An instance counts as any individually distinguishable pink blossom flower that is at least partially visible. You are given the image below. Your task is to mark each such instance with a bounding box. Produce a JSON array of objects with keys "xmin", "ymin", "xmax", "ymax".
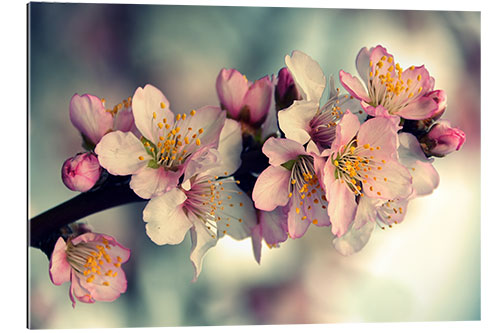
[
  {"xmin": 95, "ymin": 84, "xmax": 226, "ymax": 199},
  {"xmin": 70, "ymin": 94, "xmax": 135, "ymax": 147},
  {"xmin": 339, "ymin": 45, "xmax": 439, "ymax": 120},
  {"xmin": 252, "ymin": 137, "xmax": 330, "ymax": 239},
  {"xmin": 141, "ymin": 119, "xmax": 257, "ymax": 280},
  {"xmin": 332, "ymin": 132, "xmax": 439, "ymax": 255},
  {"xmin": 251, "ymin": 207, "xmax": 289, "ymax": 264},
  {"xmin": 61, "ymin": 152, "xmax": 102, "ymax": 192},
  {"xmin": 323, "ymin": 111, "xmax": 412, "ymax": 237},
  {"xmin": 216, "ymin": 68, "xmax": 274, "ymax": 131},
  {"xmin": 49, "ymin": 233, "xmax": 130, "ymax": 307},
  {"xmin": 423, "ymin": 120, "xmax": 466, "ymax": 157},
  {"xmin": 278, "ymin": 51, "xmax": 362, "ymax": 152}
]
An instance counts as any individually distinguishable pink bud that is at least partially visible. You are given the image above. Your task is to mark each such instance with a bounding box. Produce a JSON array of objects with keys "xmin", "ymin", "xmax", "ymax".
[
  {"xmin": 61, "ymin": 152, "xmax": 102, "ymax": 192},
  {"xmin": 275, "ymin": 67, "xmax": 300, "ymax": 110},
  {"xmin": 425, "ymin": 90, "xmax": 447, "ymax": 120},
  {"xmin": 216, "ymin": 68, "xmax": 273, "ymax": 128},
  {"xmin": 426, "ymin": 121, "xmax": 466, "ymax": 156}
]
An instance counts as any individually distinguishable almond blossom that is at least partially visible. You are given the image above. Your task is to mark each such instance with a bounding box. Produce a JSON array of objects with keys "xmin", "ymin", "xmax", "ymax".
[
  {"xmin": 332, "ymin": 132, "xmax": 439, "ymax": 255},
  {"xmin": 252, "ymin": 137, "xmax": 330, "ymax": 239},
  {"xmin": 339, "ymin": 45, "xmax": 440, "ymax": 120},
  {"xmin": 142, "ymin": 119, "xmax": 257, "ymax": 280},
  {"xmin": 422, "ymin": 120, "xmax": 466, "ymax": 157},
  {"xmin": 278, "ymin": 50, "xmax": 362, "ymax": 152},
  {"xmin": 251, "ymin": 207, "xmax": 289, "ymax": 264},
  {"xmin": 323, "ymin": 111, "xmax": 412, "ymax": 237},
  {"xmin": 95, "ymin": 84, "xmax": 226, "ymax": 199},
  {"xmin": 49, "ymin": 232, "xmax": 130, "ymax": 307}
]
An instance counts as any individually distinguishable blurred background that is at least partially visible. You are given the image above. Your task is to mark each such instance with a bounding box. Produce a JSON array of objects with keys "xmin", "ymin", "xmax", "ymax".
[{"xmin": 28, "ymin": 3, "xmax": 480, "ymax": 328}]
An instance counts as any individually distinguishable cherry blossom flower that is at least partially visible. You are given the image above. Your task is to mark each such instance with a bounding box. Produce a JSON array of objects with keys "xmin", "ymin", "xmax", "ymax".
[
  {"xmin": 322, "ymin": 111, "xmax": 412, "ymax": 237},
  {"xmin": 70, "ymin": 93, "xmax": 135, "ymax": 148},
  {"xmin": 61, "ymin": 152, "xmax": 102, "ymax": 192},
  {"xmin": 251, "ymin": 207, "xmax": 289, "ymax": 264},
  {"xmin": 339, "ymin": 45, "xmax": 440, "ymax": 120},
  {"xmin": 95, "ymin": 84, "xmax": 226, "ymax": 199},
  {"xmin": 49, "ymin": 233, "xmax": 130, "ymax": 307},
  {"xmin": 252, "ymin": 137, "xmax": 330, "ymax": 239},
  {"xmin": 332, "ymin": 132, "xmax": 439, "ymax": 255},
  {"xmin": 278, "ymin": 50, "xmax": 362, "ymax": 152},
  {"xmin": 142, "ymin": 119, "xmax": 257, "ymax": 280},
  {"xmin": 422, "ymin": 120, "xmax": 466, "ymax": 157},
  {"xmin": 216, "ymin": 68, "xmax": 274, "ymax": 134}
]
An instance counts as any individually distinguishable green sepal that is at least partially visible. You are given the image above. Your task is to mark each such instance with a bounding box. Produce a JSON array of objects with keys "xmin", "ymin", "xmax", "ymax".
[
  {"xmin": 281, "ymin": 159, "xmax": 296, "ymax": 171},
  {"xmin": 147, "ymin": 159, "xmax": 160, "ymax": 169}
]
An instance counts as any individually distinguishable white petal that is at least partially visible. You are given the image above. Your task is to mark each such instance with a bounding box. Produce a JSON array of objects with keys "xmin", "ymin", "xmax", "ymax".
[
  {"xmin": 285, "ymin": 50, "xmax": 326, "ymax": 102},
  {"xmin": 216, "ymin": 181, "xmax": 257, "ymax": 240},
  {"xmin": 252, "ymin": 166, "xmax": 291, "ymax": 211},
  {"xmin": 132, "ymin": 84, "xmax": 173, "ymax": 142},
  {"xmin": 278, "ymin": 100, "xmax": 318, "ymax": 145},
  {"xmin": 95, "ymin": 131, "xmax": 149, "ymax": 176},
  {"xmin": 143, "ymin": 188, "xmax": 191, "ymax": 245},
  {"xmin": 210, "ymin": 118, "xmax": 243, "ymax": 176},
  {"xmin": 190, "ymin": 221, "xmax": 218, "ymax": 282},
  {"xmin": 130, "ymin": 166, "xmax": 181, "ymax": 199},
  {"xmin": 333, "ymin": 218, "xmax": 375, "ymax": 256}
]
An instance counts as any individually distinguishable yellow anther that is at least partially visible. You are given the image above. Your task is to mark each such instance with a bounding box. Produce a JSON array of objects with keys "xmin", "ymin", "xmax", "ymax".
[
  {"xmin": 363, "ymin": 144, "xmax": 370, "ymax": 149},
  {"xmin": 410, "ymin": 65, "xmax": 415, "ymax": 70},
  {"xmin": 312, "ymin": 219, "xmax": 318, "ymax": 225},
  {"xmin": 288, "ymin": 192, "xmax": 293, "ymax": 198},
  {"xmin": 196, "ymin": 138, "xmax": 201, "ymax": 146},
  {"xmin": 176, "ymin": 114, "xmax": 181, "ymax": 121},
  {"xmin": 103, "ymin": 281, "xmax": 110, "ymax": 286},
  {"xmin": 182, "ymin": 113, "xmax": 187, "ymax": 120},
  {"xmin": 301, "ymin": 216, "xmax": 307, "ymax": 221},
  {"xmin": 160, "ymin": 102, "xmax": 166, "ymax": 109},
  {"xmin": 388, "ymin": 57, "xmax": 393, "ymax": 63},
  {"xmin": 291, "ymin": 179, "xmax": 296, "ymax": 184},
  {"xmin": 138, "ymin": 156, "xmax": 144, "ymax": 161},
  {"xmin": 381, "ymin": 55, "xmax": 387, "ymax": 61},
  {"xmin": 158, "ymin": 122, "xmax": 163, "ymax": 129},
  {"xmin": 153, "ymin": 112, "xmax": 157, "ymax": 119},
  {"xmin": 295, "ymin": 207, "xmax": 300, "ymax": 214},
  {"xmin": 190, "ymin": 109, "xmax": 196, "ymax": 116},
  {"xmin": 184, "ymin": 137, "xmax": 190, "ymax": 144},
  {"xmin": 417, "ymin": 74, "xmax": 422, "ymax": 81}
]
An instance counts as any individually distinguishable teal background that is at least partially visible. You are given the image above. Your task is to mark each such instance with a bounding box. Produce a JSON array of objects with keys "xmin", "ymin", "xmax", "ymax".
[{"xmin": 28, "ymin": 3, "xmax": 480, "ymax": 328}]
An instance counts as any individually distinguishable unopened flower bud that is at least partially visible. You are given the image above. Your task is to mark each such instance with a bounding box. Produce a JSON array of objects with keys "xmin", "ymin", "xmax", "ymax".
[
  {"xmin": 61, "ymin": 152, "xmax": 102, "ymax": 192},
  {"xmin": 275, "ymin": 67, "xmax": 301, "ymax": 111},
  {"xmin": 421, "ymin": 121, "xmax": 466, "ymax": 157}
]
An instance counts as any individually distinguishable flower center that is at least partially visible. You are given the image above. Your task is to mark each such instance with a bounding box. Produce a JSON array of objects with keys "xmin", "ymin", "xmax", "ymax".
[
  {"xmin": 288, "ymin": 155, "xmax": 328, "ymax": 224},
  {"xmin": 333, "ymin": 139, "xmax": 387, "ymax": 197},
  {"xmin": 138, "ymin": 107, "xmax": 204, "ymax": 169},
  {"xmin": 183, "ymin": 174, "xmax": 246, "ymax": 238},
  {"xmin": 65, "ymin": 237, "xmax": 122, "ymax": 287},
  {"xmin": 368, "ymin": 56, "xmax": 422, "ymax": 113}
]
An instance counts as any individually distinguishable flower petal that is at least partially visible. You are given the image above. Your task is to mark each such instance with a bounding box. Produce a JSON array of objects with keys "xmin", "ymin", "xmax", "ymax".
[
  {"xmin": 355, "ymin": 47, "xmax": 372, "ymax": 85},
  {"xmin": 131, "ymin": 84, "xmax": 173, "ymax": 142},
  {"xmin": 397, "ymin": 96, "xmax": 438, "ymax": 120},
  {"xmin": 333, "ymin": 217, "xmax": 375, "ymax": 256},
  {"xmin": 130, "ymin": 166, "xmax": 181, "ymax": 199},
  {"xmin": 325, "ymin": 178, "xmax": 357, "ymax": 237},
  {"xmin": 190, "ymin": 222, "xmax": 218, "ymax": 282},
  {"xmin": 278, "ymin": 100, "xmax": 318, "ymax": 145},
  {"xmin": 357, "ymin": 116, "xmax": 399, "ymax": 158},
  {"xmin": 216, "ymin": 68, "xmax": 248, "ymax": 117},
  {"xmin": 49, "ymin": 237, "xmax": 71, "ymax": 286},
  {"xmin": 95, "ymin": 131, "xmax": 150, "ymax": 176},
  {"xmin": 243, "ymin": 76, "xmax": 273, "ymax": 125},
  {"xmin": 251, "ymin": 224, "xmax": 263, "ymax": 264},
  {"xmin": 259, "ymin": 206, "xmax": 289, "ymax": 245},
  {"xmin": 206, "ymin": 118, "xmax": 242, "ymax": 176},
  {"xmin": 216, "ymin": 181, "xmax": 257, "ymax": 240},
  {"xmin": 143, "ymin": 188, "xmax": 192, "ymax": 245},
  {"xmin": 287, "ymin": 196, "xmax": 310, "ymax": 239},
  {"xmin": 331, "ymin": 110, "xmax": 360, "ymax": 152},
  {"xmin": 262, "ymin": 137, "xmax": 306, "ymax": 166},
  {"xmin": 285, "ymin": 50, "xmax": 326, "ymax": 102},
  {"xmin": 252, "ymin": 165, "xmax": 291, "ymax": 211},
  {"xmin": 339, "ymin": 70, "xmax": 370, "ymax": 102},
  {"xmin": 69, "ymin": 94, "xmax": 114, "ymax": 145}
]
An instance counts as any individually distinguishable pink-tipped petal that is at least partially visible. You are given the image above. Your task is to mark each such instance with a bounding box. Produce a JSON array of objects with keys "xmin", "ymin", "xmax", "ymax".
[
  {"xmin": 326, "ymin": 179, "xmax": 357, "ymax": 237},
  {"xmin": 243, "ymin": 76, "xmax": 273, "ymax": 125},
  {"xmin": 339, "ymin": 70, "xmax": 370, "ymax": 102},
  {"xmin": 49, "ymin": 237, "xmax": 71, "ymax": 286},
  {"xmin": 69, "ymin": 94, "xmax": 114, "ymax": 145},
  {"xmin": 262, "ymin": 137, "xmax": 306, "ymax": 166},
  {"xmin": 397, "ymin": 96, "xmax": 438, "ymax": 120},
  {"xmin": 331, "ymin": 110, "xmax": 360, "ymax": 152},
  {"xmin": 252, "ymin": 165, "xmax": 291, "ymax": 211},
  {"xmin": 216, "ymin": 68, "xmax": 248, "ymax": 118}
]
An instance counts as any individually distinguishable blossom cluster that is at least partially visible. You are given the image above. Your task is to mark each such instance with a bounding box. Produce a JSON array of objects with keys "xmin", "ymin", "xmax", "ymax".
[{"xmin": 53, "ymin": 45, "xmax": 465, "ymax": 306}]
